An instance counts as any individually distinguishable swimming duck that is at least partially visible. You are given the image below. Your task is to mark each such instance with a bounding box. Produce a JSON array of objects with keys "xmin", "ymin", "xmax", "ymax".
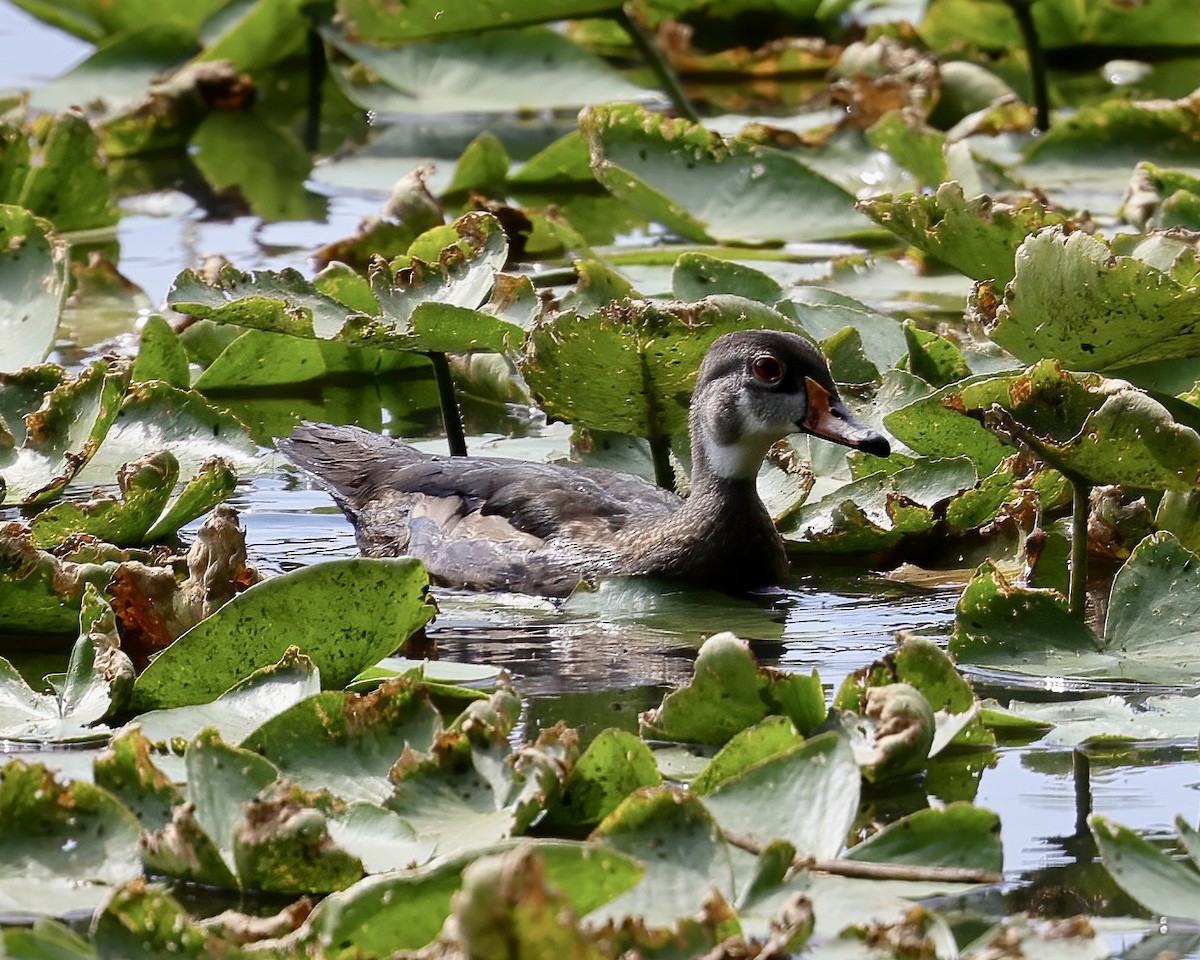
[{"xmin": 279, "ymin": 330, "xmax": 889, "ymax": 596}]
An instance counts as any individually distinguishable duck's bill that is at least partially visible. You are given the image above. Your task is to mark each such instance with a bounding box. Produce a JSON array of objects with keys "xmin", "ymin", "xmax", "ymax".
[{"xmin": 800, "ymin": 377, "xmax": 891, "ymax": 458}]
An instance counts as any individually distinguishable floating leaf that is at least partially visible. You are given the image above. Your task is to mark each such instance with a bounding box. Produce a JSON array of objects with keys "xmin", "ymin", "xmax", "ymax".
[
  {"xmin": 847, "ymin": 804, "xmax": 1001, "ymax": 872},
  {"xmin": 0, "ymin": 761, "xmax": 141, "ymax": 916},
  {"xmin": 325, "ymin": 24, "xmax": 651, "ymax": 114},
  {"xmin": 524, "ymin": 295, "xmax": 794, "ymax": 439},
  {"xmin": 131, "ymin": 558, "xmax": 436, "ymax": 710},
  {"xmin": 131, "ymin": 315, "xmax": 190, "ymax": 388},
  {"xmin": 859, "ymin": 182, "xmax": 1074, "ymax": 285},
  {"xmin": 640, "ymin": 632, "xmax": 825, "ymax": 744},
  {"xmin": 0, "ymin": 205, "xmax": 68, "ymax": 374},
  {"xmin": 0, "ymin": 358, "xmax": 131, "ymax": 504},
  {"xmin": 974, "ymin": 228, "xmax": 1200, "ymax": 370},
  {"xmin": 582, "ymin": 102, "xmax": 867, "ymax": 244},
  {"xmin": 16, "ymin": 109, "xmax": 117, "ymax": 233},
  {"xmin": 1091, "ymin": 814, "xmax": 1200, "ymax": 921},
  {"xmin": 242, "ymin": 678, "xmax": 443, "ymax": 804},
  {"xmin": 333, "ymin": 0, "xmax": 619, "ymax": 43},
  {"xmin": 542, "ymin": 728, "xmax": 662, "ymax": 831}
]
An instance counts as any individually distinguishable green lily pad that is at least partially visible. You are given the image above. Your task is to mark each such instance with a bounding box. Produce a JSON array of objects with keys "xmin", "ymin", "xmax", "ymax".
[
  {"xmin": 132, "ymin": 648, "xmax": 322, "ymax": 749},
  {"xmin": 1091, "ymin": 814, "xmax": 1200, "ymax": 921},
  {"xmin": 0, "ymin": 760, "xmax": 141, "ymax": 917},
  {"xmin": 168, "ymin": 212, "xmax": 525, "ymax": 356},
  {"xmin": 1004, "ymin": 693, "xmax": 1200, "ymax": 746},
  {"xmin": 640, "ymin": 632, "xmax": 825, "ymax": 744},
  {"xmin": 953, "ymin": 534, "xmax": 1200, "ymax": 683},
  {"xmin": 974, "ymin": 228, "xmax": 1200, "ymax": 371},
  {"xmin": 333, "ymin": 0, "xmax": 618, "ymax": 43},
  {"xmin": 0, "ymin": 585, "xmax": 132, "ymax": 743},
  {"xmin": 846, "ymin": 804, "xmax": 1001, "ymax": 872},
  {"xmin": 91, "ymin": 882, "xmax": 216, "ymax": 960},
  {"xmin": 902, "ymin": 321, "xmax": 971, "ymax": 387},
  {"xmin": 94, "ymin": 727, "xmax": 184, "ymax": 834},
  {"xmin": 131, "ymin": 315, "xmax": 190, "ymax": 388},
  {"xmin": 0, "ymin": 205, "xmax": 67, "ymax": 374},
  {"xmin": 690, "ymin": 716, "xmax": 805, "ymax": 795},
  {"xmin": 523, "ymin": 295, "xmax": 794, "ymax": 439},
  {"xmin": 542, "ymin": 728, "xmax": 662, "ymax": 831},
  {"xmin": 0, "ymin": 358, "xmax": 131, "ymax": 504},
  {"xmin": 700, "ymin": 732, "xmax": 860, "ymax": 860},
  {"xmin": 859, "ymin": 182, "xmax": 1074, "ymax": 285},
  {"xmin": 15, "ymin": 110, "xmax": 117, "ymax": 233},
  {"xmin": 590, "ymin": 785, "xmax": 735, "ymax": 929},
  {"xmin": 783, "ymin": 457, "xmax": 979, "ymax": 552},
  {"xmin": 581, "ymin": 102, "xmax": 867, "ymax": 245},
  {"xmin": 242, "ymin": 678, "xmax": 444, "ymax": 804},
  {"xmin": 130, "ymin": 557, "xmax": 436, "ymax": 711}
]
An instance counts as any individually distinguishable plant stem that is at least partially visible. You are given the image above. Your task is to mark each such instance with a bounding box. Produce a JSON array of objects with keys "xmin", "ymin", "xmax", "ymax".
[
  {"xmin": 615, "ymin": 5, "xmax": 701, "ymax": 123},
  {"xmin": 428, "ymin": 352, "xmax": 468, "ymax": 457},
  {"xmin": 304, "ymin": 26, "xmax": 326, "ymax": 152},
  {"xmin": 725, "ymin": 831, "xmax": 1002, "ymax": 884},
  {"xmin": 1068, "ymin": 473, "xmax": 1090, "ymax": 617},
  {"xmin": 1072, "ymin": 747, "xmax": 1092, "ymax": 835},
  {"xmin": 1005, "ymin": 0, "xmax": 1051, "ymax": 131}
]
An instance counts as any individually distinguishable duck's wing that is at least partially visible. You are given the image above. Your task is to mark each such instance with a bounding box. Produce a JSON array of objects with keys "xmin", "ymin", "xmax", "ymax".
[{"xmin": 278, "ymin": 423, "xmax": 681, "ymax": 541}]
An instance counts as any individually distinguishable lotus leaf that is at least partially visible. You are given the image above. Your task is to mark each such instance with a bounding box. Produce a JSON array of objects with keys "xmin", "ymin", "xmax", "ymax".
[
  {"xmin": 581, "ymin": 102, "xmax": 867, "ymax": 244},
  {"xmin": 524, "ymin": 295, "xmax": 795, "ymax": 440},
  {"xmin": 325, "ymin": 25, "xmax": 652, "ymax": 115},
  {"xmin": 1091, "ymin": 814, "xmax": 1200, "ymax": 921}
]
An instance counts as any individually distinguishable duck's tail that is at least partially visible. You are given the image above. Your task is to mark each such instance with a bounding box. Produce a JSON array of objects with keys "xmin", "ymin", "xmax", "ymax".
[{"xmin": 277, "ymin": 423, "xmax": 419, "ymax": 512}]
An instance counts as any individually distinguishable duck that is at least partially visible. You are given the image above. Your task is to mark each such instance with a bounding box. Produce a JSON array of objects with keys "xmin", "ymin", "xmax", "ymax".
[{"xmin": 279, "ymin": 329, "xmax": 890, "ymax": 596}]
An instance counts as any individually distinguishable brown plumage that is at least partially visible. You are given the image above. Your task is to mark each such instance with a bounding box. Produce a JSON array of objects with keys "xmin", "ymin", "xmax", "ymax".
[{"xmin": 278, "ymin": 330, "xmax": 889, "ymax": 596}]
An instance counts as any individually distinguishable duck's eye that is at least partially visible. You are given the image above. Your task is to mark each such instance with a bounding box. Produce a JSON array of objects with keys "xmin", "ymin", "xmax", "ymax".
[{"xmin": 751, "ymin": 354, "xmax": 786, "ymax": 384}]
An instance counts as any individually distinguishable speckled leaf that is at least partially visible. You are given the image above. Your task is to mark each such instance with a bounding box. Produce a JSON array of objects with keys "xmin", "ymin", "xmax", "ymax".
[
  {"xmin": 0, "ymin": 205, "xmax": 67, "ymax": 374},
  {"xmin": 524, "ymin": 295, "xmax": 795, "ymax": 438},
  {"xmin": 92, "ymin": 881, "xmax": 216, "ymax": 960},
  {"xmin": 902, "ymin": 321, "xmax": 970, "ymax": 388},
  {"xmin": 73, "ymin": 381, "xmax": 259, "ymax": 483},
  {"xmin": 589, "ymin": 785, "xmax": 734, "ymax": 928},
  {"xmin": 93, "ymin": 728, "xmax": 183, "ymax": 834},
  {"xmin": 975, "ymin": 228, "xmax": 1200, "ymax": 370},
  {"xmin": 691, "ymin": 716, "xmax": 805, "ymax": 796},
  {"xmin": 142, "ymin": 456, "xmax": 237, "ymax": 542},
  {"xmin": 242, "ymin": 678, "xmax": 443, "ymax": 804},
  {"xmin": 1091, "ymin": 814, "xmax": 1200, "ymax": 921},
  {"xmin": 133, "ymin": 648, "xmax": 321, "ymax": 749},
  {"xmin": 325, "ymin": 25, "xmax": 651, "ymax": 115},
  {"xmin": 640, "ymin": 632, "xmax": 826, "ymax": 744},
  {"xmin": 542, "ymin": 729, "xmax": 662, "ymax": 830},
  {"xmin": 130, "ymin": 557, "xmax": 436, "ymax": 710},
  {"xmin": 0, "ymin": 761, "xmax": 141, "ymax": 916},
  {"xmin": 672, "ymin": 252, "xmax": 787, "ymax": 306},
  {"xmin": 17, "ymin": 109, "xmax": 117, "ymax": 233},
  {"xmin": 333, "ymin": 0, "xmax": 617, "ymax": 43},
  {"xmin": 847, "ymin": 804, "xmax": 1001, "ymax": 872},
  {"xmin": 131, "ymin": 315, "xmax": 190, "ymax": 388},
  {"xmin": 0, "ymin": 358, "xmax": 131, "ymax": 503},
  {"xmin": 859, "ymin": 183, "xmax": 1073, "ymax": 284},
  {"xmin": 29, "ymin": 451, "xmax": 178, "ymax": 548},
  {"xmin": 701, "ymin": 732, "xmax": 860, "ymax": 860},
  {"xmin": 582, "ymin": 103, "xmax": 866, "ymax": 244}
]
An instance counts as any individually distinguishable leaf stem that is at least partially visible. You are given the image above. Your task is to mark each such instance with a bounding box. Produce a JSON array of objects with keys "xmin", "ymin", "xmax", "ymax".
[
  {"xmin": 1068, "ymin": 472, "xmax": 1089, "ymax": 617},
  {"xmin": 725, "ymin": 831, "xmax": 1002, "ymax": 884},
  {"xmin": 1004, "ymin": 0, "xmax": 1051, "ymax": 131},
  {"xmin": 615, "ymin": 5, "xmax": 701, "ymax": 124},
  {"xmin": 428, "ymin": 352, "xmax": 468, "ymax": 457},
  {"xmin": 1072, "ymin": 747, "xmax": 1092, "ymax": 835}
]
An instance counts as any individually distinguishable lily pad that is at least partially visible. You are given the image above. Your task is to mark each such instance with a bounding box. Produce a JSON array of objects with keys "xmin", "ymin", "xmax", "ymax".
[
  {"xmin": 952, "ymin": 534, "xmax": 1200, "ymax": 683},
  {"xmin": 0, "ymin": 358, "xmax": 131, "ymax": 504},
  {"xmin": 974, "ymin": 228, "xmax": 1200, "ymax": 371},
  {"xmin": 130, "ymin": 557, "xmax": 436, "ymax": 710},
  {"xmin": 0, "ymin": 585, "xmax": 133, "ymax": 743},
  {"xmin": 640, "ymin": 632, "xmax": 825, "ymax": 744},
  {"xmin": 846, "ymin": 804, "xmax": 1001, "ymax": 872},
  {"xmin": 581, "ymin": 102, "xmax": 868, "ymax": 245},
  {"xmin": 1091, "ymin": 814, "xmax": 1200, "ymax": 921},
  {"xmin": 859, "ymin": 182, "xmax": 1074, "ymax": 285},
  {"xmin": 325, "ymin": 24, "xmax": 652, "ymax": 115},
  {"xmin": 542, "ymin": 728, "xmax": 662, "ymax": 831},
  {"xmin": 333, "ymin": 0, "xmax": 619, "ymax": 43},
  {"xmin": 0, "ymin": 205, "xmax": 68, "ymax": 374},
  {"xmin": 14, "ymin": 109, "xmax": 118, "ymax": 233},
  {"xmin": 242, "ymin": 678, "xmax": 444, "ymax": 804},
  {"xmin": 524, "ymin": 295, "xmax": 795, "ymax": 439},
  {"xmin": 0, "ymin": 761, "xmax": 141, "ymax": 917}
]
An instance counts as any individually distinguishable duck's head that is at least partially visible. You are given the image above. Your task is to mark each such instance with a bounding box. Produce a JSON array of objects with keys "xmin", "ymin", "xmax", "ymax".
[{"xmin": 690, "ymin": 329, "xmax": 891, "ymax": 482}]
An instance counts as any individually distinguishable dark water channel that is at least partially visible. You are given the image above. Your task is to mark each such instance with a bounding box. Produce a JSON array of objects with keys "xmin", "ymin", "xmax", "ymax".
[{"xmin": 3, "ymin": 4, "xmax": 1199, "ymax": 949}]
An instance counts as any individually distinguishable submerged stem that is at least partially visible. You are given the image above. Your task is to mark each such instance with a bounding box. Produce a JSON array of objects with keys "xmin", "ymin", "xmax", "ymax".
[
  {"xmin": 1068, "ymin": 473, "xmax": 1090, "ymax": 617},
  {"xmin": 615, "ymin": 5, "xmax": 701, "ymax": 123},
  {"xmin": 428, "ymin": 352, "xmax": 468, "ymax": 457}
]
